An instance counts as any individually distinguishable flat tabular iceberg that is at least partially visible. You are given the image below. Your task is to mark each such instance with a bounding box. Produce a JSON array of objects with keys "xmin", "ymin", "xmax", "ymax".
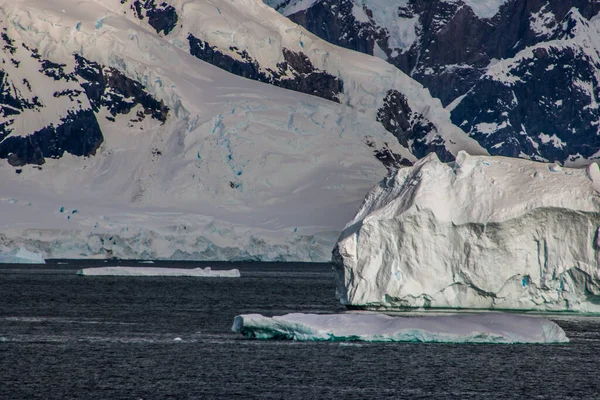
[
  {"xmin": 232, "ymin": 312, "xmax": 568, "ymax": 343},
  {"xmin": 0, "ymin": 248, "xmax": 45, "ymax": 264},
  {"xmin": 76, "ymin": 266, "xmax": 240, "ymax": 277},
  {"xmin": 333, "ymin": 152, "xmax": 600, "ymax": 312}
]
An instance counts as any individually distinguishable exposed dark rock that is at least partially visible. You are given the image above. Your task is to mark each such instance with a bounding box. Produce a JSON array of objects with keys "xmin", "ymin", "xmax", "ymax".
[
  {"xmin": 287, "ymin": 0, "xmax": 388, "ymax": 56},
  {"xmin": 188, "ymin": 34, "xmax": 343, "ymax": 103},
  {"xmin": 74, "ymin": 54, "xmax": 169, "ymax": 122},
  {"xmin": 277, "ymin": 0, "xmax": 600, "ymax": 162},
  {"xmin": 53, "ymin": 89, "xmax": 84, "ymax": 101},
  {"xmin": 125, "ymin": 0, "xmax": 179, "ymax": 35},
  {"xmin": 285, "ymin": 0, "xmax": 600, "ymax": 105},
  {"xmin": 39, "ymin": 60, "xmax": 77, "ymax": 82},
  {"xmin": 1, "ymin": 32, "xmax": 16, "ymax": 55},
  {"xmin": 0, "ymin": 32, "xmax": 170, "ymax": 167},
  {"xmin": 377, "ymin": 90, "xmax": 453, "ymax": 161},
  {"xmin": 452, "ymin": 39, "xmax": 600, "ymax": 161},
  {"xmin": 0, "ymin": 109, "xmax": 103, "ymax": 166},
  {"xmin": 0, "ymin": 69, "xmax": 43, "ymax": 141}
]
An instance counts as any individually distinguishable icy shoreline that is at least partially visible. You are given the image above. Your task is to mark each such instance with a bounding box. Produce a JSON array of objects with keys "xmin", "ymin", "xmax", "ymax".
[{"xmin": 232, "ymin": 312, "xmax": 569, "ymax": 343}]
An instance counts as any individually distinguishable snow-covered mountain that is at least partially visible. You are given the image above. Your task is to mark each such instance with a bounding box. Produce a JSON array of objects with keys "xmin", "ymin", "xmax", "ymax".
[
  {"xmin": 269, "ymin": 0, "xmax": 600, "ymax": 164},
  {"xmin": 1, "ymin": 0, "xmax": 483, "ymax": 261}
]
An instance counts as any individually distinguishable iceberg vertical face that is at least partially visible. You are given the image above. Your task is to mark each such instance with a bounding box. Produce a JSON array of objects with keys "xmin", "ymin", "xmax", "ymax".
[
  {"xmin": 0, "ymin": 248, "xmax": 45, "ymax": 264},
  {"xmin": 333, "ymin": 152, "xmax": 600, "ymax": 312}
]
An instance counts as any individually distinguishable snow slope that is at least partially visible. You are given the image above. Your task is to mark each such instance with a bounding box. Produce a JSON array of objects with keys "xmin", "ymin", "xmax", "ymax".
[
  {"xmin": 0, "ymin": 0, "xmax": 419, "ymax": 261},
  {"xmin": 125, "ymin": 0, "xmax": 485, "ymax": 160},
  {"xmin": 232, "ymin": 312, "xmax": 569, "ymax": 343},
  {"xmin": 333, "ymin": 152, "xmax": 600, "ymax": 312}
]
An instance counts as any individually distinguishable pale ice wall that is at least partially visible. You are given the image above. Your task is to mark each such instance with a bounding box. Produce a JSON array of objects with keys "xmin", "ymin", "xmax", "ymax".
[
  {"xmin": 0, "ymin": 248, "xmax": 45, "ymax": 264},
  {"xmin": 333, "ymin": 152, "xmax": 600, "ymax": 312}
]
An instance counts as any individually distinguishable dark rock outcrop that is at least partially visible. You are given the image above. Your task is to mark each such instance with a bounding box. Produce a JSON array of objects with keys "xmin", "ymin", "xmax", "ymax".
[
  {"xmin": 377, "ymin": 90, "xmax": 453, "ymax": 161},
  {"xmin": 275, "ymin": 0, "xmax": 600, "ymax": 163},
  {"xmin": 452, "ymin": 10, "xmax": 600, "ymax": 163},
  {"xmin": 123, "ymin": 0, "xmax": 179, "ymax": 35},
  {"xmin": 0, "ymin": 109, "xmax": 103, "ymax": 166},
  {"xmin": 74, "ymin": 54, "xmax": 169, "ymax": 122},
  {"xmin": 188, "ymin": 34, "xmax": 343, "ymax": 103},
  {"xmin": 0, "ymin": 31, "xmax": 169, "ymax": 166}
]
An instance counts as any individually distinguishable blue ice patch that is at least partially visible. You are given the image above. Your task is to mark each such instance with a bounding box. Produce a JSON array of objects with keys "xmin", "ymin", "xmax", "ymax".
[
  {"xmin": 95, "ymin": 17, "xmax": 105, "ymax": 30},
  {"xmin": 522, "ymin": 276, "xmax": 530, "ymax": 287}
]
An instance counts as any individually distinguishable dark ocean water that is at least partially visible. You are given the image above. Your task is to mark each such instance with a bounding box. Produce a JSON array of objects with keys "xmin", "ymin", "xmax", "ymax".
[{"xmin": 1, "ymin": 260, "xmax": 599, "ymax": 400}]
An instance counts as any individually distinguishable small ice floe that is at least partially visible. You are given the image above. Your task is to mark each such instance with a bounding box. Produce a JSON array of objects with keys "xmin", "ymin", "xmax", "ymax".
[
  {"xmin": 0, "ymin": 248, "xmax": 45, "ymax": 264},
  {"xmin": 76, "ymin": 266, "xmax": 240, "ymax": 277},
  {"xmin": 232, "ymin": 313, "xmax": 568, "ymax": 344},
  {"xmin": 173, "ymin": 337, "xmax": 183, "ymax": 342}
]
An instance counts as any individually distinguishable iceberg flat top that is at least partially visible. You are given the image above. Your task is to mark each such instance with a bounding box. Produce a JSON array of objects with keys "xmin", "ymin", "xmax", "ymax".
[
  {"xmin": 232, "ymin": 312, "xmax": 568, "ymax": 343},
  {"xmin": 77, "ymin": 266, "xmax": 240, "ymax": 277},
  {"xmin": 350, "ymin": 151, "xmax": 600, "ymax": 227}
]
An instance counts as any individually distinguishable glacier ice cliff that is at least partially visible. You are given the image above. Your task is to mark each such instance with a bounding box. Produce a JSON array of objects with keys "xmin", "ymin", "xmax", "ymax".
[
  {"xmin": 333, "ymin": 151, "xmax": 600, "ymax": 312},
  {"xmin": 0, "ymin": 247, "xmax": 45, "ymax": 264},
  {"xmin": 232, "ymin": 312, "xmax": 568, "ymax": 343}
]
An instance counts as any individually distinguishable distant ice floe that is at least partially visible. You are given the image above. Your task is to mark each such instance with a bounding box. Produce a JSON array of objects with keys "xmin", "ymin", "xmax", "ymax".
[
  {"xmin": 0, "ymin": 248, "xmax": 45, "ymax": 264},
  {"xmin": 232, "ymin": 312, "xmax": 568, "ymax": 344},
  {"xmin": 76, "ymin": 266, "xmax": 240, "ymax": 277}
]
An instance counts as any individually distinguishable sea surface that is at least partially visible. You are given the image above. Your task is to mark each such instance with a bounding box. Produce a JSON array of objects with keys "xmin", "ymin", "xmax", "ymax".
[{"xmin": 1, "ymin": 260, "xmax": 599, "ymax": 399}]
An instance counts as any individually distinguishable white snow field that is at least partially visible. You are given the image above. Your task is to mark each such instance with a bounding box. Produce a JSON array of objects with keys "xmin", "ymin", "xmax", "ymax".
[
  {"xmin": 0, "ymin": 0, "xmax": 433, "ymax": 261},
  {"xmin": 76, "ymin": 266, "xmax": 240, "ymax": 277},
  {"xmin": 333, "ymin": 151, "xmax": 600, "ymax": 312},
  {"xmin": 231, "ymin": 312, "xmax": 569, "ymax": 343},
  {"xmin": 0, "ymin": 248, "xmax": 45, "ymax": 264}
]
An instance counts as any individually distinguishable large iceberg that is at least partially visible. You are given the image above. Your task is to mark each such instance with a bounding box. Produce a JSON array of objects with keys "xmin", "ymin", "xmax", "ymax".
[
  {"xmin": 0, "ymin": 248, "xmax": 45, "ymax": 264},
  {"xmin": 333, "ymin": 152, "xmax": 600, "ymax": 312},
  {"xmin": 232, "ymin": 312, "xmax": 568, "ymax": 343},
  {"xmin": 76, "ymin": 266, "xmax": 240, "ymax": 277}
]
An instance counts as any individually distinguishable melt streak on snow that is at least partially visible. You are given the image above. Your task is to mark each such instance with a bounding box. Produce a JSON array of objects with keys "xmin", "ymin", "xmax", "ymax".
[
  {"xmin": 333, "ymin": 151, "xmax": 600, "ymax": 312},
  {"xmin": 77, "ymin": 266, "xmax": 240, "ymax": 277},
  {"xmin": 232, "ymin": 312, "xmax": 569, "ymax": 343},
  {"xmin": 0, "ymin": 0, "xmax": 417, "ymax": 261}
]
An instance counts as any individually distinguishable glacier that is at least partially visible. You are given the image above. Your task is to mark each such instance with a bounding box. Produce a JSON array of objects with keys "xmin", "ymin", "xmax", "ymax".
[
  {"xmin": 231, "ymin": 312, "xmax": 569, "ymax": 343},
  {"xmin": 76, "ymin": 266, "xmax": 240, "ymax": 277},
  {"xmin": 333, "ymin": 151, "xmax": 600, "ymax": 312},
  {"xmin": 0, "ymin": 0, "xmax": 420, "ymax": 262},
  {"xmin": 0, "ymin": 248, "xmax": 45, "ymax": 264}
]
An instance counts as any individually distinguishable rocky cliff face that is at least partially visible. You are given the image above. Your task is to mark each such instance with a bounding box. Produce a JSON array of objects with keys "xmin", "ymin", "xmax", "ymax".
[{"xmin": 271, "ymin": 0, "xmax": 600, "ymax": 164}]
